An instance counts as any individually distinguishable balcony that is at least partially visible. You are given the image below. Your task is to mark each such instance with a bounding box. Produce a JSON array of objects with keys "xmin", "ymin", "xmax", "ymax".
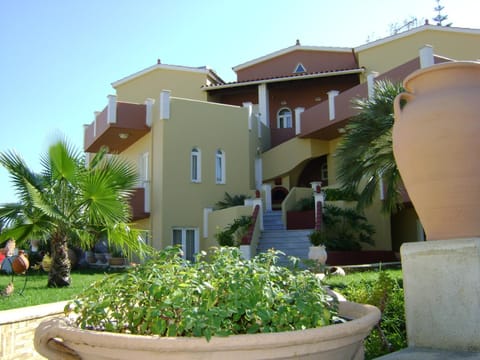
[
  {"xmin": 84, "ymin": 95, "xmax": 151, "ymax": 153},
  {"xmin": 299, "ymin": 83, "xmax": 368, "ymax": 140},
  {"xmin": 130, "ymin": 187, "xmax": 150, "ymax": 221},
  {"xmin": 299, "ymin": 56, "xmax": 451, "ymax": 141}
]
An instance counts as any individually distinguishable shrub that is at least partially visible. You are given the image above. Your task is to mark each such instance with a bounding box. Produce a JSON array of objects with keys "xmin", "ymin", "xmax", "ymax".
[
  {"xmin": 215, "ymin": 192, "xmax": 249, "ymax": 209},
  {"xmin": 321, "ymin": 204, "xmax": 375, "ymax": 251},
  {"xmin": 215, "ymin": 216, "xmax": 252, "ymax": 247},
  {"xmin": 293, "ymin": 197, "xmax": 314, "ymax": 211},
  {"xmin": 326, "ymin": 270, "xmax": 406, "ymax": 359},
  {"xmin": 308, "ymin": 230, "xmax": 326, "ymax": 246},
  {"xmin": 66, "ymin": 247, "xmax": 338, "ymax": 341}
]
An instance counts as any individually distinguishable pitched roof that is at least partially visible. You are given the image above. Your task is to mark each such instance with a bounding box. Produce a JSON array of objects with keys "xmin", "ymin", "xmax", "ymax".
[
  {"xmin": 232, "ymin": 45, "xmax": 353, "ymax": 73},
  {"xmin": 111, "ymin": 63, "xmax": 224, "ymax": 88},
  {"xmin": 354, "ymin": 24, "xmax": 480, "ymax": 52},
  {"xmin": 203, "ymin": 67, "xmax": 364, "ymax": 91}
]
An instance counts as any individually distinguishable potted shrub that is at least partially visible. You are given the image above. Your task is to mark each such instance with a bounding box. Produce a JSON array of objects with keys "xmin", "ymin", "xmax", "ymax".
[
  {"xmin": 34, "ymin": 247, "xmax": 380, "ymax": 359},
  {"xmin": 308, "ymin": 230, "xmax": 328, "ymax": 265},
  {"xmin": 108, "ymin": 246, "xmax": 126, "ymax": 267}
]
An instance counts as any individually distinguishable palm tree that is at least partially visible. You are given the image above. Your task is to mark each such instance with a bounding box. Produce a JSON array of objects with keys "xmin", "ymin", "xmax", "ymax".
[
  {"xmin": 335, "ymin": 80, "xmax": 404, "ymax": 214},
  {"xmin": 0, "ymin": 140, "xmax": 148, "ymax": 287}
]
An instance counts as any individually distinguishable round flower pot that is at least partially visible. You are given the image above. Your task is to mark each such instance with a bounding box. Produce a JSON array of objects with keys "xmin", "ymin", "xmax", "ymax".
[
  {"xmin": 308, "ymin": 245, "xmax": 328, "ymax": 265},
  {"xmin": 393, "ymin": 61, "xmax": 480, "ymax": 240},
  {"xmin": 34, "ymin": 301, "xmax": 380, "ymax": 360},
  {"xmin": 12, "ymin": 250, "xmax": 30, "ymax": 274}
]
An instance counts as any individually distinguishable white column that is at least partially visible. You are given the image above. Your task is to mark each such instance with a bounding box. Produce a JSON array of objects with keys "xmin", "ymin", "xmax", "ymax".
[
  {"xmin": 327, "ymin": 90, "xmax": 339, "ymax": 121},
  {"xmin": 203, "ymin": 208, "xmax": 213, "ymax": 238},
  {"xmin": 145, "ymin": 98, "xmax": 155, "ymax": 127},
  {"xmin": 107, "ymin": 95, "xmax": 117, "ymax": 124},
  {"xmin": 255, "ymin": 157, "xmax": 263, "ymax": 191},
  {"xmin": 367, "ymin": 72, "xmax": 379, "ymax": 98},
  {"xmin": 159, "ymin": 90, "xmax": 171, "ymax": 120},
  {"xmin": 262, "ymin": 183, "xmax": 272, "ymax": 212},
  {"xmin": 294, "ymin": 107, "xmax": 305, "ymax": 135},
  {"xmin": 93, "ymin": 111, "xmax": 100, "ymax": 137},
  {"xmin": 420, "ymin": 44, "xmax": 434, "ymax": 68},
  {"xmin": 243, "ymin": 102, "xmax": 253, "ymax": 130},
  {"xmin": 256, "ymin": 113, "xmax": 262, "ymax": 138},
  {"xmin": 258, "ymin": 83, "xmax": 269, "ymax": 127}
]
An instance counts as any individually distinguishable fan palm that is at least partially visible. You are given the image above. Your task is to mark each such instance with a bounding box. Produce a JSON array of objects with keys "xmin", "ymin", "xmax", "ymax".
[
  {"xmin": 0, "ymin": 140, "xmax": 148, "ymax": 287},
  {"xmin": 335, "ymin": 80, "xmax": 404, "ymax": 214}
]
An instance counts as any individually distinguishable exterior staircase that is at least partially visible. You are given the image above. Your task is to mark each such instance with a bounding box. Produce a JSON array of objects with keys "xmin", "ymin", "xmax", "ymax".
[{"xmin": 257, "ymin": 211, "xmax": 312, "ymax": 266}]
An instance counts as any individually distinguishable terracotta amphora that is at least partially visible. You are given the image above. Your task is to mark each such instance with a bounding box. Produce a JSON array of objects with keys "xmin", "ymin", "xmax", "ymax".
[{"xmin": 393, "ymin": 61, "xmax": 480, "ymax": 240}]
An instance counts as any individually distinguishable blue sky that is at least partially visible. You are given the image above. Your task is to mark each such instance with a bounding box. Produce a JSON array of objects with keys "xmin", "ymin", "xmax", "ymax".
[{"xmin": 0, "ymin": 0, "xmax": 478, "ymax": 204}]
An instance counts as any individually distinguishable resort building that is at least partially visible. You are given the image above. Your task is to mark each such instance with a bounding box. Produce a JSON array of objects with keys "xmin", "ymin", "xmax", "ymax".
[{"xmin": 83, "ymin": 24, "xmax": 480, "ymax": 262}]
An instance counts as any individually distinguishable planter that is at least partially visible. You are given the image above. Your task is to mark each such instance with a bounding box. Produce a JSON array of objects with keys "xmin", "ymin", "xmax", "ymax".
[
  {"xmin": 108, "ymin": 257, "xmax": 126, "ymax": 266},
  {"xmin": 34, "ymin": 301, "xmax": 380, "ymax": 360},
  {"xmin": 393, "ymin": 61, "xmax": 480, "ymax": 240},
  {"xmin": 286, "ymin": 209, "xmax": 315, "ymax": 230},
  {"xmin": 308, "ymin": 245, "xmax": 328, "ymax": 265}
]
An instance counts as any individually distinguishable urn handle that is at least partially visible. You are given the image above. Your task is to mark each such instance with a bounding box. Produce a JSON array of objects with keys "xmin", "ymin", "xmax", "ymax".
[
  {"xmin": 34, "ymin": 318, "xmax": 81, "ymax": 360},
  {"xmin": 394, "ymin": 92, "xmax": 415, "ymax": 119}
]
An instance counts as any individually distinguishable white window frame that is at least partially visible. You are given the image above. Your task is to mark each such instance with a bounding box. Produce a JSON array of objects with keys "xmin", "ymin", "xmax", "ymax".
[
  {"xmin": 277, "ymin": 108, "xmax": 292, "ymax": 129},
  {"xmin": 172, "ymin": 227, "xmax": 199, "ymax": 262},
  {"xmin": 191, "ymin": 147, "xmax": 201, "ymax": 183},
  {"xmin": 215, "ymin": 149, "xmax": 226, "ymax": 184},
  {"xmin": 321, "ymin": 162, "xmax": 328, "ymax": 182}
]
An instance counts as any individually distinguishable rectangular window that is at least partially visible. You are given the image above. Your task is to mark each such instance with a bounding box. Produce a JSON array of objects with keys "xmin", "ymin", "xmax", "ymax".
[
  {"xmin": 172, "ymin": 228, "xmax": 199, "ymax": 262},
  {"xmin": 215, "ymin": 150, "xmax": 225, "ymax": 184},
  {"xmin": 191, "ymin": 148, "xmax": 201, "ymax": 182}
]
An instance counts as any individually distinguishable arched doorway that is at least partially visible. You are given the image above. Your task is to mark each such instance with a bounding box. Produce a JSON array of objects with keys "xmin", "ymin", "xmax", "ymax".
[
  {"xmin": 297, "ymin": 155, "xmax": 328, "ymax": 187},
  {"xmin": 271, "ymin": 186, "xmax": 288, "ymax": 210}
]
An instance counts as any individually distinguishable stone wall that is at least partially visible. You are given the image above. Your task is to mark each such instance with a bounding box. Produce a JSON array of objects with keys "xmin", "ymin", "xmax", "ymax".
[{"xmin": 0, "ymin": 301, "xmax": 67, "ymax": 360}]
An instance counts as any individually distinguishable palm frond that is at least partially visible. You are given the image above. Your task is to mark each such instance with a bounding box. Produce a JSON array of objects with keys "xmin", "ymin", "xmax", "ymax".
[{"xmin": 336, "ymin": 80, "xmax": 404, "ymax": 213}]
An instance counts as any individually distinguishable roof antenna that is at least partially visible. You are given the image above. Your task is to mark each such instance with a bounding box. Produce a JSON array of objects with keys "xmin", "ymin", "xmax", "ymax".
[
  {"xmin": 433, "ymin": 0, "xmax": 452, "ymax": 26},
  {"xmin": 295, "ymin": 39, "xmax": 301, "ymax": 46}
]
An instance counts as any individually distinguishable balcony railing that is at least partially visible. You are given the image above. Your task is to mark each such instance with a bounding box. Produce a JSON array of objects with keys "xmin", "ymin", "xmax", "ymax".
[{"xmin": 84, "ymin": 95, "xmax": 151, "ymax": 153}]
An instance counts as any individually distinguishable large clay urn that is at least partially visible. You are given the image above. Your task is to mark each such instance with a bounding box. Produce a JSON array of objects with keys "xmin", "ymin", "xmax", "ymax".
[{"xmin": 393, "ymin": 61, "xmax": 480, "ymax": 240}]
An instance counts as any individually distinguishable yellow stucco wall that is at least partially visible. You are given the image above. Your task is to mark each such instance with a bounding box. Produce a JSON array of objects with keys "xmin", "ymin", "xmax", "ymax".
[
  {"xmin": 114, "ymin": 67, "xmax": 209, "ymax": 103},
  {"xmin": 357, "ymin": 27, "xmax": 480, "ymax": 80},
  {"xmin": 262, "ymin": 138, "xmax": 329, "ymax": 181},
  {"xmin": 155, "ymin": 98, "xmax": 252, "ymax": 249}
]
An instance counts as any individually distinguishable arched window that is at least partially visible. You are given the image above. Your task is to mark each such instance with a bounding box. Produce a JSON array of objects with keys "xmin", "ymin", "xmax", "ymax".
[
  {"xmin": 191, "ymin": 147, "xmax": 201, "ymax": 182},
  {"xmin": 277, "ymin": 108, "xmax": 292, "ymax": 128},
  {"xmin": 215, "ymin": 149, "xmax": 226, "ymax": 184}
]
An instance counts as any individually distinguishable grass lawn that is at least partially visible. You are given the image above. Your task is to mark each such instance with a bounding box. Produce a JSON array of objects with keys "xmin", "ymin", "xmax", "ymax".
[{"xmin": 0, "ymin": 268, "xmax": 114, "ymax": 311}]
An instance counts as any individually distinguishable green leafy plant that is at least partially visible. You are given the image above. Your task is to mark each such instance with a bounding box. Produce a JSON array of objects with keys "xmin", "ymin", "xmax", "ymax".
[
  {"xmin": 323, "ymin": 188, "xmax": 359, "ymax": 202},
  {"xmin": 215, "ymin": 216, "xmax": 252, "ymax": 247},
  {"xmin": 308, "ymin": 230, "xmax": 326, "ymax": 246},
  {"xmin": 321, "ymin": 204, "xmax": 375, "ymax": 251},
  {"xmin": 293, "ymin": 197, "xmax": 314, "ymax": 211},
  {"xmin": 215, "ymin": 192, "xmax": 249, "ymax": 210},
  {"xmin": 327, "ymin": 271, "xmax": 406, "ymax": 359},
  {"xmin": 66, "ymin": 247, "xmax": 338, "ymax": 341}
]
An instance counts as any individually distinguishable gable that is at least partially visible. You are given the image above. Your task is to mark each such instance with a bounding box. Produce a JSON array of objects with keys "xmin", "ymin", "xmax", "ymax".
[{"xmin": 235, "ymin": 47, "xmax": 357, "ymax": 82}]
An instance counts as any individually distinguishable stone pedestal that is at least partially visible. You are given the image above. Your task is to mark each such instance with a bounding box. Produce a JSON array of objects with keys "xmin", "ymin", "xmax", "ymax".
[{"xmin": 401, "ymin": 238, "xmax": 480, "ymax": 351}]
